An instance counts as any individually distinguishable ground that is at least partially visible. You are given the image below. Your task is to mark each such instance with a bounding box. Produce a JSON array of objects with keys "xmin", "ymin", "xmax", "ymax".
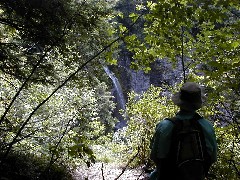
[{"xmin": 73, "ymin": 162, "xmax": 149, "ymax": 180}]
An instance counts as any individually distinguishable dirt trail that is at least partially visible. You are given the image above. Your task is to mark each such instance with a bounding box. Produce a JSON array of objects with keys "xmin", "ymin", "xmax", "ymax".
[{"xmin": 73, "ymin": 162, "xmax": 148, "ymax": 180}]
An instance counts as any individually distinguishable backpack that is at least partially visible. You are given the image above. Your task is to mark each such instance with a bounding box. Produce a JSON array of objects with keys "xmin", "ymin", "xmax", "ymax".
[{"xmin": 166, "ymin": 113, "xmax": 210, "ymax": 180}]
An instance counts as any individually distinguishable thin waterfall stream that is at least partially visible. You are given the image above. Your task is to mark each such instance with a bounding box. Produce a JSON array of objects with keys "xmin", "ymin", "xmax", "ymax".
[
  {"xmin": 103, "ymin": 66, "xmax": 126, "ymax": 111},
  {"xmin": 103, "ymin": 66, "xmax": 127, "ymax": 128}
]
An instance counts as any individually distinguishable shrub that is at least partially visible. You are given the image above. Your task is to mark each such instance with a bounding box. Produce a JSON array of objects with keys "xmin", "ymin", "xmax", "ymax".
[
  {"xmin": 111, "ymin": 85, "xmax": 240, "ymax": 179},
  {"xmin": 0, "ymin": 151, "xmax": 73, "ymax": 180}
]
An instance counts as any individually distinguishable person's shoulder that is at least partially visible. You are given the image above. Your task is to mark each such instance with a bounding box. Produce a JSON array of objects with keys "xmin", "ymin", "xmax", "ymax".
[
  {"xmin": 154, "ymin": 118, "xmax": 175, "ymax": 136},
  {"xmin": 198, "ymin": 117, "xmax": 215, "ymax": 132},
  {"xmin": 198, "ymin": 117, "xmax": 213, "ymax": 126},
  {"xmin": 156, "ymin": 118, "xmax": 174, "ymax": 130}
]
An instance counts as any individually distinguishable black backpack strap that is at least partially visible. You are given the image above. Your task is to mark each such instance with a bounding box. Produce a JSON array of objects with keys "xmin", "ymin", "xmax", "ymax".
[
  {"xmin": 167, "ymin": 113, "xmax": 202, "ymax": 124},
  {"xmin": 166, "ymin": 117, "xmax": 183, "ymax": 134},
  {"xmin": 192, "ymin": 113, "xmax": 203, "ymax": 122},
  {"xmin": 166, "ymin": 113, "xmax": 205, "ymax": 159},
  {"xmin": 166, "ymin": 117, "xmax": 178, "ymax": 124},
  {"xmin": 169, "ymin": 113, "xmax": 212, "ymax": 175},
  {"xmin": 167, "ymin": 113, "xmax": 204, "ymax": 148}
]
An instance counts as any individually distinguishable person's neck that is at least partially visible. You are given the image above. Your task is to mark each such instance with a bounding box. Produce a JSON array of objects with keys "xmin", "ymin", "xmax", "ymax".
[{"xmin": 179, "ymin": 109, "xmax": 196, "ymax": 115}]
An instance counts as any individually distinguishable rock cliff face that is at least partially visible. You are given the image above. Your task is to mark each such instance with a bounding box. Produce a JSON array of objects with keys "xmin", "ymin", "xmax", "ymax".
[
  {"xmin": 116, "ymin": 55, "xmax": 183, "ymax": 96},
  {"xmin": 107, "ymin": 51, "xmax": 183, "ymax": 129},
  {"xmin": 108, "ymin": 0, "xmax": 184, "ymax": 128},
  {"xmin": 130, "ymin": 70, "xmax": 150, "ymax": 93}
]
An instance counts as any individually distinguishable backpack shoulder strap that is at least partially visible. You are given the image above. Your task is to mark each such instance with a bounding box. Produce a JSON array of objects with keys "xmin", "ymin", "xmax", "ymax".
[
  {"xmin": 167, "ymin": 113, "xmax": 202, "ymax": 123},
  {"xmin": 166, "ymin": 117, "xmax": 183, "ymax": 135},
  {"xmin": 166, "ymin": 113, "xmax": 203, "ymax": 132},
  {"xmin": 166, "ymin": 117, "xmax": 178, "ymax": 124},
  {"xmin": 190, "ymin": 113, "xmax": 203, "ymax": 130},
  {"xmin": 192, "ymin": 112, "xmax": 202, "ymax": 121}
]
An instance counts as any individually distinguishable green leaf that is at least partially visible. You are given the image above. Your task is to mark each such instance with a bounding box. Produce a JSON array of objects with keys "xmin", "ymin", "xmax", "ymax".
[
  {"xmin": 117, "ymin": 12, "xmax": 124, "ymax": 19},
  {"xmin": 119, "ymin": 24, "xmax": 127, "ymax": 33},
  {"xmin": 129, "ymin": 13, "xmax": 138, "ymax": 22},
  {"xmin": 232, "ymin": 41, "xmax": 239, "ymax": 49},
  {"xmin": 144, "ymin": 66, "xmax": 151, "ymax": 73},
  {"xmin": 108, "ymin": 59, "xmax": 117, "ymax": 65}
]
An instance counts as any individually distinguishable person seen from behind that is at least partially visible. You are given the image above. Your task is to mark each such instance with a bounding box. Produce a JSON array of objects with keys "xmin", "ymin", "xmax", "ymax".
[{"xmin": 149, "ymin": 82, "xmax": 217, "ymax": 180}]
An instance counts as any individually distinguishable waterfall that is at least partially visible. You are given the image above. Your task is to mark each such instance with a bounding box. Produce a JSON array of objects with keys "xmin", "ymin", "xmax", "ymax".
[
  {"xmin": 103, "ymin": 66, "xmax": 127, "ymax": 129},
  {"xmin": 103, "ymin": 66, "xmax": 126, "ymax": 111}
]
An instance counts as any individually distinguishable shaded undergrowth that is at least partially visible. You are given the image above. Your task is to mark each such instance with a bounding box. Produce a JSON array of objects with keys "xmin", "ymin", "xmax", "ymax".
[{"xmin": 0, "ymin": 152, "xmax": 73, "ymax": 180}]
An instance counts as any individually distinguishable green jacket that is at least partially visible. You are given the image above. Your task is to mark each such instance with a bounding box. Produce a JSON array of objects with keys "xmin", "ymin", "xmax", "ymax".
[{"xmin": 150, "ymin": 111, "xmax": 217, "ymax": 164}]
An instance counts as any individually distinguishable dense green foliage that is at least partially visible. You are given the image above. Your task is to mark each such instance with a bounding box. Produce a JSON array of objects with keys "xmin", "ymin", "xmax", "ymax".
[
  {"xmin": 0, "ymin": 0, "xmax": 239, "ymax": 179},
  {"xmin": 110, "ymin": 1, "xmax": 239, "ymax": 178},
  {"xmin": 104, "ymin": 0, "xmax": 239, "ymax": 179},
  {"xmin": 0, "ymin": 0, "xmax": 119, "ymax": 179},
  {"xmin": 0, "ymin": 151, "xmax": 73, "ymax": 180},
  {"xmin": 116, "ymin": 85, "xmax": 239, "ymax": 179},
  {"xmin": 112, "ymin": 86, "xmax": 177, "ymax": 165},
  {"xmin": 0, "ymin": 0, "xmax": 115, "ymax": 82},
  {"xmin": 125, "ymin": 0, "xmax": 239, "ymax": 74}
]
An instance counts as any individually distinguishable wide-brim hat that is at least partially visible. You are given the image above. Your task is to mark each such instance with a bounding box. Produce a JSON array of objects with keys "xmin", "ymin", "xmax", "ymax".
[{"xmin": 172, "ymin": 82, "xmax": 205, "ymax": 111}]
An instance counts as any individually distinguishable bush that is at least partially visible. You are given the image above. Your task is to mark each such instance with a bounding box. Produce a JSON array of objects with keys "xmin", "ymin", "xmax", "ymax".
[
  {"xmin": 110, "ymin": 86, "xmax": 177, "ymax": 167},
  {"xmin": 110, "ymin": 85, "xmax": 240, "ymax": 179},
  {"xmin": 0, "ymin": 151, "xmax": 73, "ymax": 180}
]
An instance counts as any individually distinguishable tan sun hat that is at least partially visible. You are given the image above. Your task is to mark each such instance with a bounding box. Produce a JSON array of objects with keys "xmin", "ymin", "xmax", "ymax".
[{"xmin": 172, "ymin": 82, "xmax": 206, "ymax": 111}]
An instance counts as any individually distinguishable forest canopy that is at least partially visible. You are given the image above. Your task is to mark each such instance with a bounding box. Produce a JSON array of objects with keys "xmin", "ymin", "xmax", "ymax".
[
  {"xmin": 0, "ymin": 0, "xmax": 239, "ymax": 179},
  {"xmin": 0, "ymin": 0, "xmax": 119, "ymax": 178},
  {"xmin": 120, "ymin": 0, "xmax": 240, "ymax": 179}
]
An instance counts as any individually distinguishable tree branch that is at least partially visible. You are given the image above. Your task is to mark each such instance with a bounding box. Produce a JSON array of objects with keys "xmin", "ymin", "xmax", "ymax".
[
  {"xmin": 0, "ymin": 8, "xmax": 145, "ymax": 160},
  {"xmin": 101, "ymin": 163, "xmax": 105, "ymax": 180},
  {"xmin": 181, "ymin": 26, "xmax": 186, "ymax": 83},
  {"xmin": 0, "ymin": 18, "xmax": 24, "ymax": 30},
  {"xmin": 0, "ymin": 18, "xmax": 72, "ymax": 125},
  {"xmin": 0, "ymin": 48, "xmax": 49, "ymax": 125},
  {"xmin": 114, "ymin": 146, "xmax": 140, "ymax": 180},
  {"xmin": 48, "ymin": 119, "xmax": 72, "ymax": 169}
]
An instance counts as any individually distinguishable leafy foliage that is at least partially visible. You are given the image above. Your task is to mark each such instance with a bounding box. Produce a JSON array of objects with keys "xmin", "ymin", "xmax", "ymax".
[
  {"xmin": 124, "ymin": 0, "xmax": 240, "ymax": 75},
  {"xmin": 118, "ymin": 1, "xmax": 240, "ymax": 177},
  {"xmin": 0, "ymin": 0, "xmax": 116, "ymax": 82},
  {"xmin": 0, "ymin": 71, "xmax": 116, "ymax": 163},
  {"xmin": 0, "ymin": 151, "xmax": 73, "ymax": 180},
  {"xmin": 111, "ymin": 84, "xmax": 239, "ymax": 179},
  {"xmin": 110, "ymin": 86, "xmax": 177, "ymax": 166},
  {"xmin": 0, "ymin": 0, "xmax": 119, "ymax": 177},
  {"xmin": 0, "ymin": 0, "xmax": 239, "ymax": 179}
]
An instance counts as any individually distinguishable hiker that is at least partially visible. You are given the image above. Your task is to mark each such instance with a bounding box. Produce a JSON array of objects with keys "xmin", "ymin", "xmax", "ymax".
[{"xmin": 149, "ymin": 82, "xmax": 217, "ymax": 180}]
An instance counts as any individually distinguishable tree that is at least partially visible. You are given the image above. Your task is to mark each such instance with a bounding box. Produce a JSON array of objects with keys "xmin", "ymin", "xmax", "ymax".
[
  {"xmin": 0, "ymin": 0, "xmax": 119, "ymax": 170},
  {"xmin": 119, "ymin": 0, "xmax": 239, "ymax": 178},
  {"xmin": 125, "ymin": 0, "xmax": 239, "ymax": 77}
]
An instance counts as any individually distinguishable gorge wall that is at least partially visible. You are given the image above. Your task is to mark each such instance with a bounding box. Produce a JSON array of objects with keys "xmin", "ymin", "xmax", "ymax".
[
  {"xmin": 107, "ymin": 0, "xmax": 184, "ymax": 128},
  {"xmin": 107, "ymin": 49, "xmax": 184, "ymax": 129}
]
